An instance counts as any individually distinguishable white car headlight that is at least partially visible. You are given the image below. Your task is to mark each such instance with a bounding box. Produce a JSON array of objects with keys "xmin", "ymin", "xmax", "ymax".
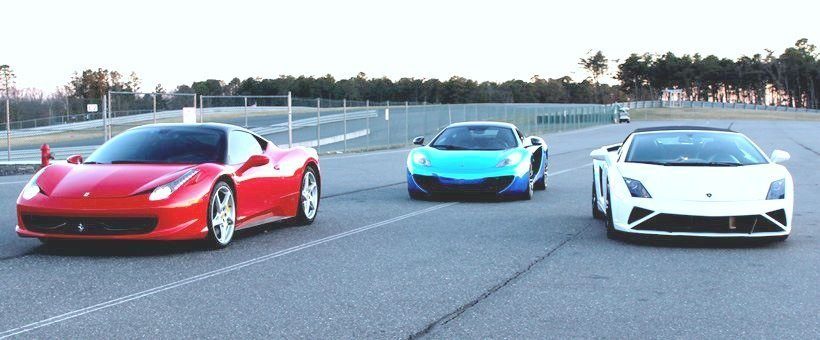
[
  {"xmin": 412, "ymin": 153, "xmax": 431, "ymax": 167},
  {"xmin": 623, "ymin": 177, "xmax": 651, "ymax": 198},
  {"xmin": 20, "ymin": 170, "xmax": 44, "ymax": 200},
  {"xmin": 149, "ymin": 169, "xmax": 199, "ymax": 201},
  {"xmin": 496, "ymin": 152, "xmax": 524, "ymax": 167},
  {"xmin": 766, "ymin": 178, "xmax": 785, "ymax": 200}
]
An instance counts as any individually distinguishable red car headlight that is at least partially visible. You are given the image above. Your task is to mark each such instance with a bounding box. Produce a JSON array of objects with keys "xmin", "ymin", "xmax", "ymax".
[
  {"xmin": 20, "ymin": 169, "xmax": 45, "ymax": 200},
  {"xmin": 149, "ymin": 169, "xmax": 199, "ymax": 201}
]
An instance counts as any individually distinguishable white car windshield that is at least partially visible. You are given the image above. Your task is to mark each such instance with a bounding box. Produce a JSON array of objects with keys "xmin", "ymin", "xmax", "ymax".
[{"xmin": 625, "ymin": 131, "xmax": 768, "ymax": 166}]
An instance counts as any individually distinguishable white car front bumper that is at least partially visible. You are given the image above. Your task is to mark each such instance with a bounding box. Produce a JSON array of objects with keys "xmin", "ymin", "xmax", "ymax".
[{"xmin": 611, "ymin": 194, "xmax": 792, "ymax": 237}]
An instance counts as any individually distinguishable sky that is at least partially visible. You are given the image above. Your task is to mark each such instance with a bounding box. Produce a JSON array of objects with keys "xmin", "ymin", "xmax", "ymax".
[{"xmin": 4, "ymin": 0, "xmax": 819, "ymax": 93}]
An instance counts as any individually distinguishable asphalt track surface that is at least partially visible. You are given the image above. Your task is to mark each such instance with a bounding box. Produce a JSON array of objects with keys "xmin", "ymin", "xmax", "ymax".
[{"xmin": 0, "ymin": 120, "xmax": 818, "ymax": 338}]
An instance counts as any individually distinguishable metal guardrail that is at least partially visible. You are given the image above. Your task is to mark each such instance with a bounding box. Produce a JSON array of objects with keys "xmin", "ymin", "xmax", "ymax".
[
  {"xmin": 6, "ymin": 98, "xmax": 613, "ymax": 162},
  {"xmin": 8, "ymin": 95, "xmax": 817, "ymax": 163}
]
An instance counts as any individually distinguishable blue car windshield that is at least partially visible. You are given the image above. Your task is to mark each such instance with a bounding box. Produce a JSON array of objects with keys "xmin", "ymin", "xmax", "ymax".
[
  {"xmin": 85, "ymin": 127, "xmax": 226, "ymax": 164},
  {"xmin": 625, "ymin": 131, "xmax": 767, "ymax": 166},
  {"xmin": 430, "ymin": 126, "xmax": 519, "ymax": 151}
]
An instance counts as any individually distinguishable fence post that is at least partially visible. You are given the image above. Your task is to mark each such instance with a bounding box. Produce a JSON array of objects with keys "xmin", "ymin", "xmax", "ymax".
[
  {"xmin": 405, "ymin": 101, "xmax": 409, "ymax": 146},
  {"xmin": 316, "ymin": 98, "xmax": 321, "ymax": 152},
  {"xmin": 343, "ymin": 98, "xmax": 347, "ymax": 153},
  {"xmin": 199, "ymin": 95, "xmax": 204, "ymax": 123},
  {"xmin": 151, "ymin": 93, "xmax": 157, "ymax": 124},
  {"xmin": 366, "ymin": 100, "xmax": 370, "ymax": 151},
  {"xmin": 287, "ymin": 92, "xmax": 293, "ymax": 148},
  {"xmin": 423, "ymin": 102, "xmax": 429, "ymax": 136},
  {"xmin": 448, "ymin": 104, "xmax": 452, "ymax": 125},
  {"xmin": 105, "ymin": 91, "xmax": 111, "ymax": 140},
  {"xmin": 5, "ymin": 98, "xmax": 9, "ymax": 161},
  {"xmin": 244, "ymin": 96, "xmax": 248, "ymax": 128},
  {"xmin": 386, "ymin": 101, "xmax": 391, "ymax": 148}
]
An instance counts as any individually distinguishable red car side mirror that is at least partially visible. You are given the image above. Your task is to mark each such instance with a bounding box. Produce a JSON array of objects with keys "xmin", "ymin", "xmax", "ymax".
[
  {"xmin": 66, "ymin": 154, "xmax": 83, "ymax": 164},
  {"xmin": 237, "ymin": 155, "xmax": 269, "ymax": 175}
]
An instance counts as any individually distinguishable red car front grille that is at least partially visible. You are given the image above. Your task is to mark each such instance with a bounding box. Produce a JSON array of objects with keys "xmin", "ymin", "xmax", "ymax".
[{"xmin": 21, "ymin": 215, "xmax": 158, "ymax": 235}]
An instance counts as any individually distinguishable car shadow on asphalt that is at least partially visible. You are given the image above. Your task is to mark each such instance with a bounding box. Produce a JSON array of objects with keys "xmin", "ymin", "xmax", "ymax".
[
  {"xmin": 28, "ymin": 222, "xmax": 306, "ymax": 257},
  {"xmin": 417, "ymin": 193, "xmax": 530, "ymax": 203},
  {"xmin": 612, "ymin": 234, "xmax": 788, "ymax": 249}
]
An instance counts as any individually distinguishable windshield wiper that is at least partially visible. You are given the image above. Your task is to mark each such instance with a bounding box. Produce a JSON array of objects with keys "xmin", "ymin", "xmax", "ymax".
[
  {"xmin": 83, "ymin": 161, "xmax": 102, "ymax": 164},
  {"xmin": 628, "ymin": 161, "xmax": 669, "ymax": 166},
  {"xmin": 110, "ymin": 160, "xmax": 155, "ymax": 164},
  {"xmin": 666, "ymin": 161, "xmax": 742, "ymax": 167},
  {"xmin": 706, "ymin": 161, "xmax": 743, "ymax": 166},
  {"xmin": 432, "ymin": 145, "xmax": 467, "ymax": 150}
]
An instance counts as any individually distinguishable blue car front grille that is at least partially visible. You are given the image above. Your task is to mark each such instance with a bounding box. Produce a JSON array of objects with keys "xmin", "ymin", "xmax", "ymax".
[{"xmin": 413, "ymin": 175, "xmax": 514, "ymax": 194}]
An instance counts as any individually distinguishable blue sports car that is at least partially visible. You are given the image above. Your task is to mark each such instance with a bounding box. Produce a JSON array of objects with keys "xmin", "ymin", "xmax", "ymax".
[{"xmin": 407, "ymin": 122, "xmax": 548, "ymax": 200}]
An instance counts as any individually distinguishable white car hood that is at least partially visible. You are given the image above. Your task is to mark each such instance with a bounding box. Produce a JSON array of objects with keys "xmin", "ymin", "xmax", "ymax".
[{"xmin": 617, "ymin": 162, "xmax": 786, "ymax": 202}]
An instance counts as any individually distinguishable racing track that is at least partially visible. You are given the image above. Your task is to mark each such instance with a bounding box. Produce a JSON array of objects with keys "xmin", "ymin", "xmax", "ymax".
[{"xmin": 0, "ymin": 120, "xmax": 818, "ymax": 338}]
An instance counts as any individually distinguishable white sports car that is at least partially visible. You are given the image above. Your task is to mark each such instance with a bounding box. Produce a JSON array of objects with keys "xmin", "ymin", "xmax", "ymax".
[{"xmin": 590, "ymin": 126, "xmax": 793, "ymax": 241}]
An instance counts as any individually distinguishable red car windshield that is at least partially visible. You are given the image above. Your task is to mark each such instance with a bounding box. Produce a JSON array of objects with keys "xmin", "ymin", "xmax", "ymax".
[{"xmin": 85, "ymin": 127, "xmax": 226, "ymax": 164}]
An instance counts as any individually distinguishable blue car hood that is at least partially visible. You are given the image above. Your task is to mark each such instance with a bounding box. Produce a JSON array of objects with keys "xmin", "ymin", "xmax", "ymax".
[{"xmin": 421, "ymin": 148, "xmax": 521, "ymax": 170}]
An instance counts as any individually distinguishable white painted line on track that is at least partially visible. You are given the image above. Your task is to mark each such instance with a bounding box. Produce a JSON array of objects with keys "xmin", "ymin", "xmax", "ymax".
[
  {"xmin": 0, "ymin": 180, "xmax": 27, "ymax": 185},
  {"xmin": 0, "ymin": 202, "xmax": 458, "ymax": 339},
  {"xmin": 0, "ymin": 161, "xmax": 592, "ymax": 338},
  {"xmin": 548, "ymin": 163, "xmax": 592, "ymax": 177}
]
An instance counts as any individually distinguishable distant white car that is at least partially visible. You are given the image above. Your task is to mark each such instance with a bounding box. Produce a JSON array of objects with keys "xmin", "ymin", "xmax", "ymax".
[
  {"xmin": 617, "ymin": 107, "xmax": 630, "ymax": 123},
  {"xmin": 590, "ymin": 126, "xmax": 792, "ymax": 241}
]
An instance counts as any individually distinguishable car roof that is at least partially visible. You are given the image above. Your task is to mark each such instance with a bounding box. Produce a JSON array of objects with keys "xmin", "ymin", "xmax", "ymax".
[
  {"xmin": 446, "ymin": 121, "xmax": 518, "ymax": 129},
  {"xmin": 131, "ymin": 122, "xmax": 254, "ymax": 134},
  {"xmin": 632, "ymin": 126, "xmax": 736, "ymax": 134}
]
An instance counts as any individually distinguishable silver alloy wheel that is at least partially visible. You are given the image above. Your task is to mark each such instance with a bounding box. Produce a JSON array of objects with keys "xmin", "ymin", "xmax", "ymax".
[
  {"xmin": 211, "ymin": 186, "xmax": 235, "ymax": 245},
  {"xmin": 301, "ymin": 171, "xmax": 319, "ymax": 220}
]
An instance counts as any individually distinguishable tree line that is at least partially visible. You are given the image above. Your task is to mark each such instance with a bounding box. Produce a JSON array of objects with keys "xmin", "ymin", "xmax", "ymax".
[
  {"xmin": 181, "ymin": 73, "xmax": 624, "ymax": 104},
  {"xmin": 618, "ymin": 39, "xmax": 819, "ymax": 108},
  {"xmin": 2, "ymin": 39, "xmax": 819, "ymax": 124}
]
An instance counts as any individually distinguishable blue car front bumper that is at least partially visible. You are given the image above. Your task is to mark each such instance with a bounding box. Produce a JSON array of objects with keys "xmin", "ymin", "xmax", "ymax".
[{"xmin": 407, "ymin": 166, "xmax": 530, "ymax": 197}]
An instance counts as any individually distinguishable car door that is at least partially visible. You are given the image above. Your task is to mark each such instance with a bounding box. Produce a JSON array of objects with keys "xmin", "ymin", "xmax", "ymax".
[
  {"xmin": 263, "ymin": 144, "xmax": 297, "ymax": 217},
  {"xmin": 227, "ymin": 131, "xmax": 274, "ymax": 224}
]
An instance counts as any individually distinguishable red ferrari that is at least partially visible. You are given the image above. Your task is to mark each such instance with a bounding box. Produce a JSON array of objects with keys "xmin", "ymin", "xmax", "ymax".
[{"xmin": 16, "ymin": 123, "xmax": 321, "ymax": 248}]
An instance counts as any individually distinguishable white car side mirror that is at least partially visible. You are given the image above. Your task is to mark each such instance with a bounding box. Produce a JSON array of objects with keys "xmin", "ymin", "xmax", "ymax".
[
  {"xmin": 770, "ymin": 150, "xmax": 790, "ymax": 164},
  {"xmin": 590, "ymin": 149, "xmax": 609, "ymax": 161}
]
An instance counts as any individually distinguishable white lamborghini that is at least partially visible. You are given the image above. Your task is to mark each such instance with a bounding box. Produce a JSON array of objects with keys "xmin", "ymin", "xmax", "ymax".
[{"xmin": 590, "ymin": 126, "xmax": 793, "ymax": 241}]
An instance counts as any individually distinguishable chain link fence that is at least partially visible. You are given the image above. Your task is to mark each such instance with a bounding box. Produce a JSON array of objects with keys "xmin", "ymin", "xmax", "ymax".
[
  {"xmin": 6, "ymin": 93, "xmax": 737, "ymax": 162},
  {"xmin": 108, "ymin": 91, "xmax": 197, "ymax": 138}
]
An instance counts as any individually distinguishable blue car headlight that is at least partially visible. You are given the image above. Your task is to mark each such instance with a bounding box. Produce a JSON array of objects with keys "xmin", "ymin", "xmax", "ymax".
[
  {"xmin": 412, "ymin": 153, "xmax": 431, "ymax": 167},
  {"xmin": 766, "ymin": 179, "xmax": 785, "ymax": 200},
  {"xmin": 623, "ymin": 177, "xmax": 651, "ymax": 198},
  {"xmin": 496, "ymin": 152, "xmax": 523, "ymax": 167}
]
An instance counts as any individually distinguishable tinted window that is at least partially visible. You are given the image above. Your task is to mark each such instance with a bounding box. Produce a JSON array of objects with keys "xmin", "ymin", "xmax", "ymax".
[
  {"xmin": 625, "ymin": 131, "xmax": 767, "ymax": 166},
  {"xmin": 430, "ymin": 126, "xmax": 518, "ymax": 151},
  {"xmin": 227, "ymin": 131, "xmax": 264, "ymax": 164},
  {"xmin": 86, "ymin": 127, "xmax": 225, "ymax": 164}
]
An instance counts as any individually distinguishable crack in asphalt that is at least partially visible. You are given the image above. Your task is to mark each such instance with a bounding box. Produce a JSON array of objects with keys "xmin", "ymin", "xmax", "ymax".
[
  {"xmin": 789, "ymin": 138, "xmax": 820, "ymax": 156},
  {"xmin": 407, "ymin": 222, "xmax": 594, "ymax": 339},
  {"xmin": 322, "ymin": 182, "xmax": 404, "ymax": 199}
]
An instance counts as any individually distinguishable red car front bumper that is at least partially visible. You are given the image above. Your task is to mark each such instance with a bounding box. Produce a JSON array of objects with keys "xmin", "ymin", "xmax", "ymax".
[{"xmin": 16, "ymin": 187, "xmax": 210, "ymax": 241}]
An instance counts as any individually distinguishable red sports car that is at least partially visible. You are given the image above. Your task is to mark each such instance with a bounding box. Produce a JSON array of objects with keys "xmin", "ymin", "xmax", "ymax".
[{"xmin": 16, "ymin": 123, "xmax": 321, "ymax": 248}]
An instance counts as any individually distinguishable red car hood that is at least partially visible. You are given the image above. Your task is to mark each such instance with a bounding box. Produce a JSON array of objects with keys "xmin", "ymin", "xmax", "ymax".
[{"xmin": 39, "ymin": 163, "xmax": 196, "ymax": 199}]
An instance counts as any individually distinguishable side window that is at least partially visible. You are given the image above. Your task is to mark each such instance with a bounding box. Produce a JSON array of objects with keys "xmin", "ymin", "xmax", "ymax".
[{"xmin": 227, "ymin": 131, "xmax": 264, "ymax": 164}]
